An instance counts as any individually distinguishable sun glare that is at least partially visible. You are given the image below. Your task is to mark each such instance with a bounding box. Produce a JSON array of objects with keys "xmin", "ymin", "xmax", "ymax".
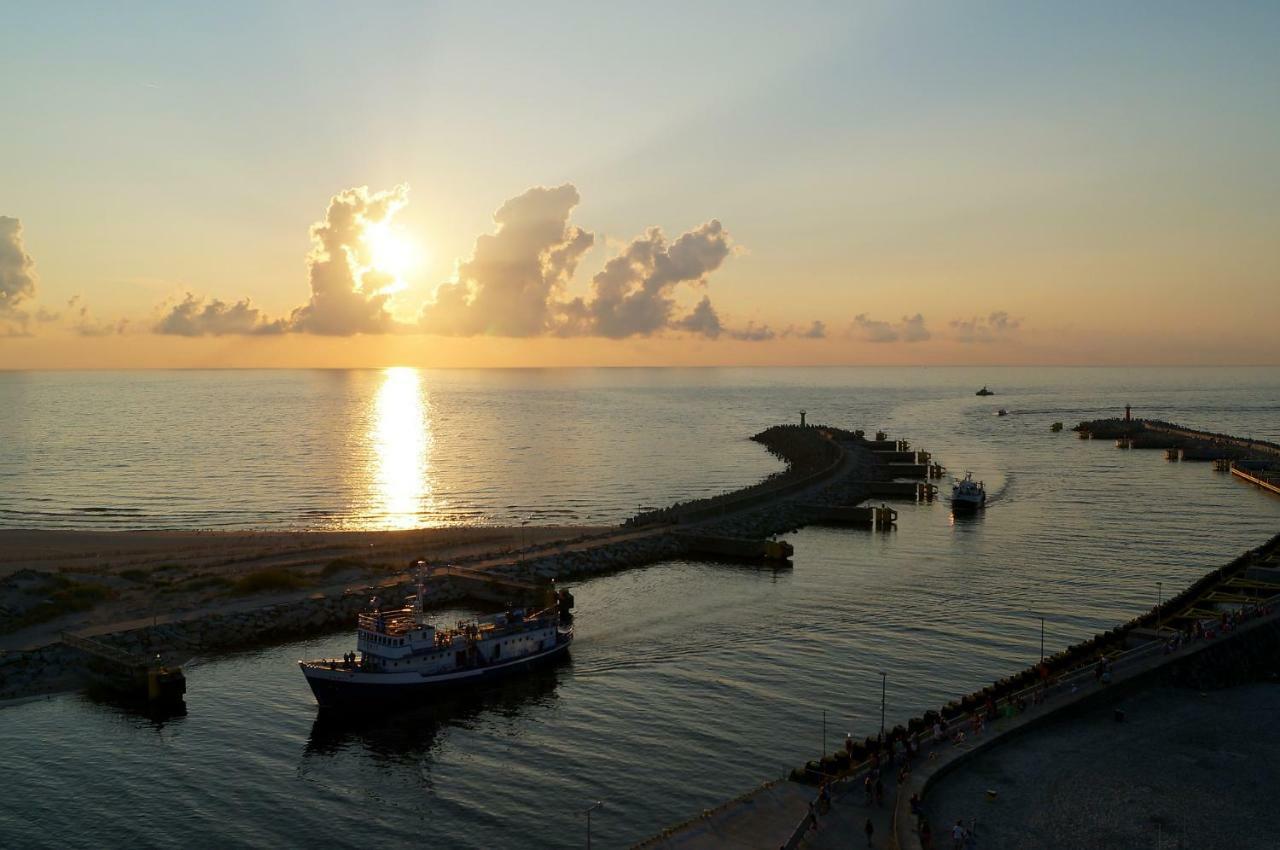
[
  {"xmin": 363, "ymin": 222, "xmax": 422, "ymax": 290},
  {"xmin": 370, "ymin": 367, "xmax": 433, "ymax": 529}
]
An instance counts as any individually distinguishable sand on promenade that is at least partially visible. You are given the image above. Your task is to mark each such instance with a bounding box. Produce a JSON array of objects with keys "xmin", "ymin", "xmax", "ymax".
[
  {"xmin": 925, "ymin": 682, "xmax": 1280, "ymax": 850},
  {"xmin": 0, "ymin": 525, "xmax": 603, "ymax": 651}
]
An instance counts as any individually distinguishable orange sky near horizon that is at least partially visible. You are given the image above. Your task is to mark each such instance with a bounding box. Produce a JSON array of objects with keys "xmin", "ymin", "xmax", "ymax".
[{"xmin": 3, "ymin": 4, "xmax": 1278, "ymax": 368}]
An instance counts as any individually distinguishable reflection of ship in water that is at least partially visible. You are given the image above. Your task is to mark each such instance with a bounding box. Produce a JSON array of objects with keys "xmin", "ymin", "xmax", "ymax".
[{"xmin": 303, "ymin": 660, "xmax": 566, "ymax": 761}]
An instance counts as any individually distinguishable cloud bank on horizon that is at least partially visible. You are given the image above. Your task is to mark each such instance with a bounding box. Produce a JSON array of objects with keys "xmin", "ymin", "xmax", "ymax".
[{"xmin": 4, "ymin": 185, "xmax": 1021, "ymax": 346}]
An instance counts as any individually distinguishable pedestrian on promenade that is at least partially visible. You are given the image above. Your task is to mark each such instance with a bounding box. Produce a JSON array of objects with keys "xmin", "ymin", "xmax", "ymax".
[
  {"xmin": 864, "ymin": 817, "xmax": 875, "ymax": 847},
  {"xmin": 864, "ymin": 775, "xmax": 873, "ymax": 805},
  {"xmin": 952, "ymin": 819, "xmax": 965, "ymax": 850},
  {"xmin": 874, "ymin": 777, "xmax": 884, "ymax": 807},
  {"xmin": 920, "ymin": 818, "xmax": 933, "ymax": 849}
]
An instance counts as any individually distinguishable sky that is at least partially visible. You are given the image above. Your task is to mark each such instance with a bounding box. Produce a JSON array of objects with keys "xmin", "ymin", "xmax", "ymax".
[{"xmin": 2, "ymin": 1, "xmax": 1278, "ymax": 368}]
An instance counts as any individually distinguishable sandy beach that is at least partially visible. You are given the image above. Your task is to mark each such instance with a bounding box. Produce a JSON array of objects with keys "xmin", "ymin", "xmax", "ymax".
[{"xmin": 0, "ymin": 525, "xmax": 603, "ymax": 652}]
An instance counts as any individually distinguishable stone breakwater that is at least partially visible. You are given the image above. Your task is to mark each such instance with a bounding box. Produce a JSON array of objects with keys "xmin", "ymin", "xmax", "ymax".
[
  {"xmin": 1076, "ymin": 417, "xmax": 1280, "ymax": 460},
  {"xmin": 1, "ymin": 423, "xmax": 884, "ymax": 700}
]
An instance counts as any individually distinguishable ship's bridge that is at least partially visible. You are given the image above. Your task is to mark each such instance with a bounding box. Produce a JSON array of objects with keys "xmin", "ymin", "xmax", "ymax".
[{"xmin": 357, "ymin": 609, "xmax": 435, "ymax": 659}]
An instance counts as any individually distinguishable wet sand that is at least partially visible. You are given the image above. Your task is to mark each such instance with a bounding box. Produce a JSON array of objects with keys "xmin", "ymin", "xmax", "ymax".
[{"xmin": 925, "ymin": 682, "xmax": 1280, "ymax": 849}]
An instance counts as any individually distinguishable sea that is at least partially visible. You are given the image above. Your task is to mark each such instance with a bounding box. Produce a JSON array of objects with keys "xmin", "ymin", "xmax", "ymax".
[{"xmin": 1, "ymin": 366, "xmax": 1279, "ymax": 848}]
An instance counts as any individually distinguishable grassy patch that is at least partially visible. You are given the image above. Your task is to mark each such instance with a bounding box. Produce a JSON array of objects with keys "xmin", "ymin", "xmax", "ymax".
[
  {"xmin": 120, "ymin": 568, "xmax": 153, "ymax": 582},
  {"xmin": 320, "ymin": 557, "xmax": 364, "ymax": 578},
  {"xmin": 158, "ymin": 574, "xmax": 234, "ymax": 594},
  {"xmin": 230, "ymin": 568, "xmax": 307, "ymax": 596},
  {"xmin": 0, "ymin": 577, "xmax": 117, "ymax": 634}
]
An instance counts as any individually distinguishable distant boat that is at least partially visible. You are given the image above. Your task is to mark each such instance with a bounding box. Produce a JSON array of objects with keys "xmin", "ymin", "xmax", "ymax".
[
  {"xmin": 995, "ymin": 408, "xmax": 1009, "ymax": 417},
  {"xmin": 951, "ymin": 472, "xmax": 986, "ymax": 512},
  {"xmin": 1051, "ymin": 422, "xmax": 1064, "ymax": 432},
  {"xmin": 976, "ymin": 386, "xmax": 994, "ymax": 396}
]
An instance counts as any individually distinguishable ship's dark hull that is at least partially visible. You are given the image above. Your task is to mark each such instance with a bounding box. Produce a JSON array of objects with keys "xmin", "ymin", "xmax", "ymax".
[
  {"xmin": 303, "ymin": 638, "xmax": 572, "ymax": 711},
  {"xmin": 950, "ymin": 497, "xmax": 984, "ymax": 513}
]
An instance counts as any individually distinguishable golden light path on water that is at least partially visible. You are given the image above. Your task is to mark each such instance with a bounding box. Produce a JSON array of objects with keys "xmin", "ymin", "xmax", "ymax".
[{"xmin": 370, "ymin": 367, "xmax": 433, "ymax": 529}]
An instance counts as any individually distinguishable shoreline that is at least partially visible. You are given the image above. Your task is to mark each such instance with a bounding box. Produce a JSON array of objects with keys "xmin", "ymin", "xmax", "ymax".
[{"xmin": 0, "ymin": 424, "xmax": 884, "ymax": 700}]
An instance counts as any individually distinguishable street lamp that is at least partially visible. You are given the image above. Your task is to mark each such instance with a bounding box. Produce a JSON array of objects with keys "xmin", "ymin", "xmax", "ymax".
[
  {"xmin": 1032, "ymin": 612, "xmax": 1046, "ymax": 662},
  {"xmin": 1157, "ymin": 581, "xmax": 1163, "ymax": 633},
  {"xmin": 879, "ymin": 671, "xmax": 887, "ymax": 741},
  {"xmin": 520, "ymin": 517, "xmax": 531, "ymax": 567},
  {"xmin": 579, "ymin": 800, "xmax": 604, "ymax": 849}
]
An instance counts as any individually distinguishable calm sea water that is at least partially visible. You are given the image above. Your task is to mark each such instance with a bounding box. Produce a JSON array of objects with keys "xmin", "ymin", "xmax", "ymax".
[{"xmin": 2, "ymin": 367, "xmax": 1279, "ymax": 848}]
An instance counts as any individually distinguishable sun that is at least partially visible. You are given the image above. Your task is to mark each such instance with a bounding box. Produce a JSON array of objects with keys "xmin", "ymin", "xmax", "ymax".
[{"xmin": 362, "ymin": 222, "xmax": 422, "ymax": 292}]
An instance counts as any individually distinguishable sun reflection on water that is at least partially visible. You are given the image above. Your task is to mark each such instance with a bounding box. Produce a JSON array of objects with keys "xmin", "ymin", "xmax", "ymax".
[{"xmin": 371, "ymin": 367, "xmax": 432, "ymax": 528}]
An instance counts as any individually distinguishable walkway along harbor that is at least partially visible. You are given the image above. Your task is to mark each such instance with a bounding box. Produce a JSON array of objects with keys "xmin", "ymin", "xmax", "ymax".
[
  {"xmin": 0, "ymin": 422, "xmax": 938, "ymax": 700},
  {"xmin": 639, "ymin": 418, "xmax": 1280, "ymax": 850}
]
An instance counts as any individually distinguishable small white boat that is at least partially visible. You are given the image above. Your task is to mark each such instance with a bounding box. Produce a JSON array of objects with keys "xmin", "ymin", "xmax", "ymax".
[
  {"xmin": 951, "ymin": 472, "xmax": 986, "ymax": 512},
  {"xmin": 995, "ymin": 408, "xmax": 1009, "ymax": 417}
]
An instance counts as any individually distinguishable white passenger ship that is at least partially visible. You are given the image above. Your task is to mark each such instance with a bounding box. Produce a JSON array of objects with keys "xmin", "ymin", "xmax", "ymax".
[{"xmin": 300, "ymin": 582, "xmax": 574, "ymax": 709}]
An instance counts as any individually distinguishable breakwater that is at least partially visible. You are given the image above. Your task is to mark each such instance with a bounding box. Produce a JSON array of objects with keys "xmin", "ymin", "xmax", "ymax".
[
  {"xmin": 1076, "ymin": 417, "xmax": 1280, "ymax": 461},
  {"xmin": 2, "ymin": 423, "xmax": 919, "ymax": 700}
]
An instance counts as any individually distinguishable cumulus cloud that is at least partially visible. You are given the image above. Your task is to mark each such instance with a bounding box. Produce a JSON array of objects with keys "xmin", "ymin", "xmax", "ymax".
[
  {"xmin": 787, "ymin": 320, "xmax": 827, "ymax": 339},
  {"xmin": 562, "ymin": 220, "xmax": 732, "ymax": 338},
  {"xmin": 420, "ymin": 184, "xmax": 593, "ymax": 336},
  {"xmin": 730, "ymin": 322, "xmax": 776, "ymax": 341},
  {"xmin": 950, "ymin": 311, "xmax": 1021, "ymax": 343},
  {"xmin": 675, "ymin": 295, "xmax": 723, "ymax": 338},
  {"xmin": 0, "ymin": 216, "xmax": 37, "ymax": 336},
  {"xmin": 289, "ymin": 185, "xmax": 411, "ymax": 335},
  {"xmin": 145, "ymin": 181, "xmax": 783, "ymax": 343},
  {"xmin": 155, "ymin": 293, "xmax": 285, "ymax": 336},
  {"xmin": 851, "ymin": 313, "xmax": 900, "ymax": 343},
  {"xmin": 849, "ymin": 313, "xmax": 931, "ymax": 343},
  {"xmin": 899, "ymin": 313, "xmax": 930, "ymax": 342}
]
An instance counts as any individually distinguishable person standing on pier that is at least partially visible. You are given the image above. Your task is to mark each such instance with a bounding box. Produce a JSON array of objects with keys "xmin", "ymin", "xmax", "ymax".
[{"xmin": 864, "ymin": 817, "xmax": 875, "ymax": 847}]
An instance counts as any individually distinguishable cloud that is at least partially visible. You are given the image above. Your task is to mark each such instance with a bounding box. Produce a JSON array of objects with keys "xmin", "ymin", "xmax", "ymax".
[
  {"xmin": 851, "ymin": 313, "xmax": 900, "ymax": 343},
  {"xmin": 155, "ymin": 293, "xmax": 285, "ymax": 336},
  {"xmin": 849, "ymin": 313, "xmax": 931, "ymax": 343},
  {"xmin": 675, "ymin": 295, "xmax": 723, "ymax": 338},
  {"xmin": 289, "ymin": 185, "xmax": 411, "ymax": 335},
  {"xmin": 899, "ymin": 313, "xmax": 930, "ymax": 342},
  {"xmin": 153, "ymin": 185, "xmax": 409, "ymax": 337},
  {"xmin": 730, "ymin": 322, "xmax": 776, "ymax": 341},
  {"xmin": 420, "ymin": 184, "xmax": 593, "ymax": 336},
  {"xmin": 146, "ymin": 182, "xmax": 767, "ymax": 343},
  {"xmin": 950, "ymin": 311, "xmax": 1021, "ymax": 343},
  {"xmin": 63, "ymin": 296, "xmax": 128, "ymax": 337},
  {"xmin": 0, "ymin": 216, "xmax": 37, "ymax": 336},
  {"xmin": 563, "ymin": 220, "xmax": 732, "ymax": 338},
  {"xmin": 788, "ymin": 320, "xmax": 827, "ymax": 339}
]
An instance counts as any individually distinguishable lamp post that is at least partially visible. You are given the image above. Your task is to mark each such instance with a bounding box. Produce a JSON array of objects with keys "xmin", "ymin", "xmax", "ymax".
[
  {"xmin": 580, "ymin": 800, "xmax": 604, "ymax": 849},
  {"xmin": 1157, "ymin": 581, "xmax": 1163, "ymax": 633},
  {"xmin": 879, "ymin": 671, "xmax": 887, "ymax": 741},
  {"xmin": 822, "ymin": 707, "xmax": 826, "ymax": 760},
  {"xmin": 1032, "ymin": 612, "xmax": 1045, "ymax": 662}
]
